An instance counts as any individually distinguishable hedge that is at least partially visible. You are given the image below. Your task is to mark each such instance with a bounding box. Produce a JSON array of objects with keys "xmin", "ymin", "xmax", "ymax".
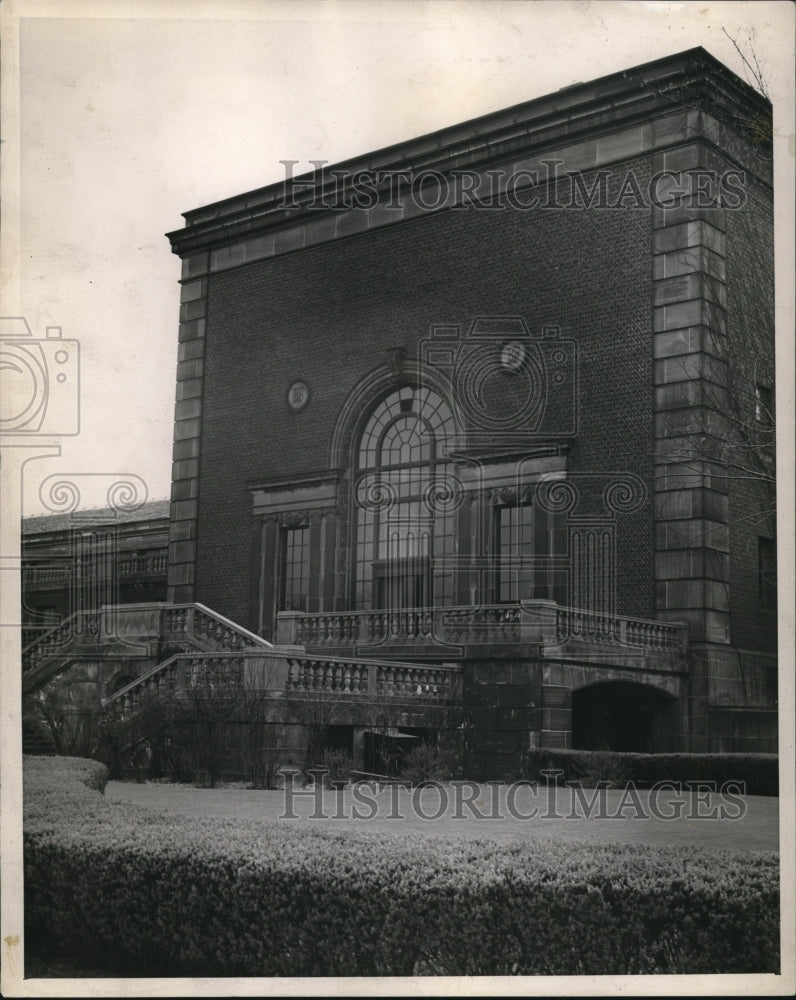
[
  {"xmin": 24, "ymin": 756, "xmax": 780, "ymax": 977},
  {"xmin": 521, "ymin": 750, "xmax": 779, "ymax": 796}
]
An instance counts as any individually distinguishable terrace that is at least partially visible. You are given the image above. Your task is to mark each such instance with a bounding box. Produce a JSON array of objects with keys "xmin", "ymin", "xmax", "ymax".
[{"xmin": 275, "ymin": 600, "xmax": 689, "ymax": 668}]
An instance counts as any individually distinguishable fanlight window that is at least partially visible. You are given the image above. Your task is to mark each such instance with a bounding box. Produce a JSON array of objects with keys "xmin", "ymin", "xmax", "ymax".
[{"xmin": 354, "ymin": 385, "xmax": 457, "ymax": 610}]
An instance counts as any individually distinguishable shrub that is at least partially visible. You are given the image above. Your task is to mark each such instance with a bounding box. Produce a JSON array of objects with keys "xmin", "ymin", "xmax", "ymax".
[
  {"xmin": 24, "ymin": 756, "xmax": 779, "ymax": 977},
  {"xmin": 399, "ymin": 740, "xmax": 459, "ymax": 784},
  {"xmin": 244, "ymin": 739, "xmax": 281, "ymax": 790},
  {"xmin": 315, "ymin": 749, "xmax": 353, "ymax": 787},
  {"xmin": 25, "ymin": 755, "xmax": 109, "ymax": 796},
  {"xmin": 521, "ymin": 750, "xmax": 779, "ymax": 795}
]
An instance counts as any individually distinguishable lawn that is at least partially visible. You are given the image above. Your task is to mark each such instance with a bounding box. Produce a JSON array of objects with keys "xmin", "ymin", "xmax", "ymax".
[{"xmin": 106, "ymin": 778, "xmax": 779, "ymax": 852}]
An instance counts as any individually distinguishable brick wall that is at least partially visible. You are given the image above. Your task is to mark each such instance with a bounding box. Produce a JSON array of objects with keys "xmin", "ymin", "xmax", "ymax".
[{"xmin": 192, "ymin": 161, "xmax": 656, "ymax": 629}]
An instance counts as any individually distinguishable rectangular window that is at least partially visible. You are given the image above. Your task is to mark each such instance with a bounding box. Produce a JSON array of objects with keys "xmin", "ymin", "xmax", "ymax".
[
  {"xmin": 758, "ymin": 537, "xmax": 777, "ymax": 610},
  {"xmin": 496, "ymin": 503, "xmax": 563, "ymax": 603},
  {"xmin": 282, "ymin": 525, "xmax": 310, "ymax": 611},
  {"xmin": 755, "ymin": 383, "xmax": 773, "ymax": 426}
]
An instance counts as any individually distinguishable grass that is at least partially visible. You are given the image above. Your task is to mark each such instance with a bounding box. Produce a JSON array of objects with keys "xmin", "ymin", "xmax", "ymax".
[{"xmin": 105, "ymin": 778, "xmax": 779, "ymax": 853}]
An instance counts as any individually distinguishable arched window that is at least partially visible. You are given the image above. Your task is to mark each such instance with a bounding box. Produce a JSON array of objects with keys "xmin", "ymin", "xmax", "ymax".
[{"xmin": 354, "ymin": 385, "xmax": 457, "ymax": 610}]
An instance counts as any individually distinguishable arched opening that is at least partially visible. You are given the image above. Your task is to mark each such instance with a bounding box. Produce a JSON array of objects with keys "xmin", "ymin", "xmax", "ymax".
[
  {"xmin": 106, "ymin": 673, "xmax": 136, "ymax": 698},
  {"xmin": 571, "ymin": 681, "xmax": 679, "ymax": 753},
  {"xmin": 353, "ymin": 384, "xmax": 456, "ymax": 610}
]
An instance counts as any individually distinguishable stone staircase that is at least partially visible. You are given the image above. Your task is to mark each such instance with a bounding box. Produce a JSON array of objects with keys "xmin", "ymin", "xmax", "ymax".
[{"xmin": 21, "ymin": 602, "xmax": 273, "ymax": 696}]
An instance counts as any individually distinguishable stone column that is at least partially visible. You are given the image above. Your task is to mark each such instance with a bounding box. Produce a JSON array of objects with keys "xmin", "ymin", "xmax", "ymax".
[
  {"xmin": 167, "ymin": 257, "xmax": 209, "ymax": 603},
  {"xmin": 652, "ymin": 143, "xmax": 731, "ymax": 750}
]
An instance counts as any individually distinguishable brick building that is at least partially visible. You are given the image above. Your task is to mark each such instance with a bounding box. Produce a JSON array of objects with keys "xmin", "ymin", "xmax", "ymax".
[
  {"xmin": 22, "ymin": 501, "xmax": 170, "ymax": 634},
  {"xmin": 23, "ymin": 48, "xmax": 776, "ymax": 774},
  {"xmin": 161, "ymin": 47, "xmax": 776, "ymax": 766}
]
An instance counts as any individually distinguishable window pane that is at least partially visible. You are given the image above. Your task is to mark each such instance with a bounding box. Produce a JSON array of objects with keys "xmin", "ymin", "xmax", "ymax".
[
  {"xmin": 355, "ymin": 385, "xmax": 454, "ymax": 608},
  {"xmin": 282, "ymin": 525, "xmax": 309, "ymax": 611}
]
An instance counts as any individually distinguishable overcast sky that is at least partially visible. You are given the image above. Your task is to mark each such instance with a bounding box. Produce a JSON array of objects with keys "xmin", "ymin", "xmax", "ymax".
[{"xmin": 4, "ymin": 0, "xmax": 793, "ymax": 516}]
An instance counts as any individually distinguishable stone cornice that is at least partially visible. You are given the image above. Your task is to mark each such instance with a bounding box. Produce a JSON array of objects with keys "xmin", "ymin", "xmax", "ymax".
[{"xmin": 167, "ymin": 48, "xmax": 771, "ymax": 264}]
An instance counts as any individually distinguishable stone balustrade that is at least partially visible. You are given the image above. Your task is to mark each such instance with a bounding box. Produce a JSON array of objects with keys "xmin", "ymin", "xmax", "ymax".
[
  {"xmin": 285, "ymin": 655, "xmax": 461, "ymax": 700},
  {"xmin": 277, "ymin": 602, "xmax": 687, "ymax": 656},
  {"xmin": 22, "ymin": 610, "xmax": 102, "ymax": 670},
  {"xmin": 108, "ymin": 652, "xmax": 252, "ymax": 718},
  {"xmin": 277, "ymin": 605, "xmax": 523, "ymax": 647},
  {"xmin": 105, "ymin": 649, "xmax": 462, "ymax": 717},
  {"xmin": 23, "ymin": 601, "xmax": 272, "ymax": 678},
  {"xmin": 555, "ymin": 606, "xmax": 686, "ymax": 651}
]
